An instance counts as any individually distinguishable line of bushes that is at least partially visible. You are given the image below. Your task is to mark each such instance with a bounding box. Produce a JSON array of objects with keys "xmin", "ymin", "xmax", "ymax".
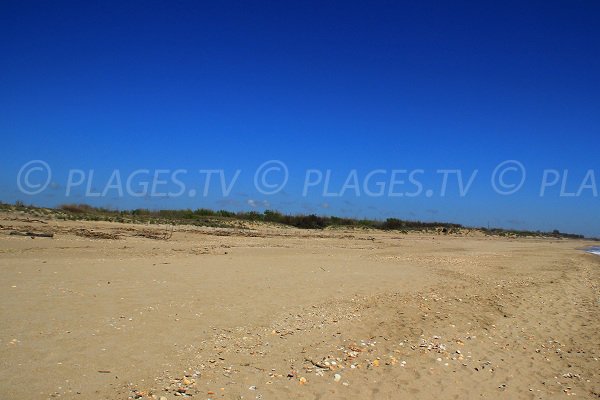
[
  {"xmin": 54, "ymin": 204, "xmax": 462, "ymax": 231},
  {"xmin": 1, "ymin": 201, "xmax": 588, "ymax": 239}
]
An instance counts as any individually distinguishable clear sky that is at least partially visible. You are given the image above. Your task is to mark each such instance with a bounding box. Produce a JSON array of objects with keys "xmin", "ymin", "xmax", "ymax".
[{"xmin": 1, "ymin": 1, "xmax": 599, "ymax": 236}]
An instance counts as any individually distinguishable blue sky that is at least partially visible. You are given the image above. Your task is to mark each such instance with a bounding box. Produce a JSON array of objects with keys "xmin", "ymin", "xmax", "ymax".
[{"xmin": 1, "ymin": 1, "xmax": 599, "ymax": 236}]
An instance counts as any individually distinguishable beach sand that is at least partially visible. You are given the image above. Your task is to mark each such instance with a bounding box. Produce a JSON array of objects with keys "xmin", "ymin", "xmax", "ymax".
[{"xmin": 1, "ymin": 211, "xmax": 599, "ymax": 399}]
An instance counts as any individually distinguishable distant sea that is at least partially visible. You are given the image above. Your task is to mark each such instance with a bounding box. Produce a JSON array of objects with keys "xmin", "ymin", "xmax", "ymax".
[{"xmin": 585, "ymin": 246, "xmax": 600, "ymax": 256}]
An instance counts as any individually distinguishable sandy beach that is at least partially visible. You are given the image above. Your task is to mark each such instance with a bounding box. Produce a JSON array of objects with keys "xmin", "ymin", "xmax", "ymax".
[{"xmin": 1, "ymin": 210, "xmax": 599, "ymax": 399}]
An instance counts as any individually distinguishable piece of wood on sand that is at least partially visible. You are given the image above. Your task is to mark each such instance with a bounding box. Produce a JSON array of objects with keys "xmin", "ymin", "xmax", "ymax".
[{"xmin": 9, "ymin": 230, "xmax": 54, "ymax": 238}]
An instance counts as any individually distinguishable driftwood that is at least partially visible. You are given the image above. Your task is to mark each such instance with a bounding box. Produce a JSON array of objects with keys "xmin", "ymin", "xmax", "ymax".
[
  {"xmin": 24, "ymin": 218, "xmax": 48, "ymax": 224},
  {"xmin": 304, "ymin": 357, "xmax": 329, "ymax": 369},
  {"xmin": 9, "ymin": 218, "xmax": 49, "ymax": 224},
  {"xmin": 163, "ymin": 224, "xmax": 174, "ymax": 240},
  {"xmin": 73, "ymin": 229, "xmax": 119, "ymax": 240},
  {"xmin": 10, "ymin": 230, "xmax": 54, "ymax": 238},
  {"xmin": 134, "ymin": 225, "xmax": 174, "ymax": 240}
]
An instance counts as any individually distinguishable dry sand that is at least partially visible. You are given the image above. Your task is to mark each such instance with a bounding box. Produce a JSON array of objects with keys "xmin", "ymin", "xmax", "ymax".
[{"xmin": 0, "ymin": 211, "xmax": 599, "ymax": 399}]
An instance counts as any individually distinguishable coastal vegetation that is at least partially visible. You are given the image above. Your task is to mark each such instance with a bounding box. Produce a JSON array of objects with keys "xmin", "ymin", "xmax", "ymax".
[{"xmin": 1, "ymin": 201, "xmax": 587, "ymax": 239}]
